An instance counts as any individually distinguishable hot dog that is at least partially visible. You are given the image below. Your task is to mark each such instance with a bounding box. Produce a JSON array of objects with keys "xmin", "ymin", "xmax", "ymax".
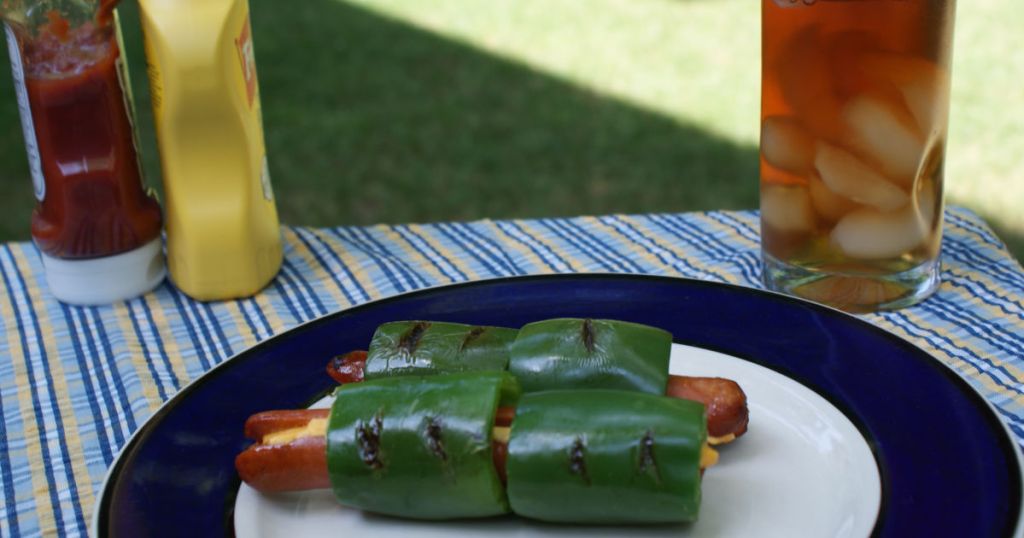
[
  {"xmin": 236, "ymin": 409, "xmax": 330, "ymax": 492},
  {"xmin": 666, "ymin": 375, "xmax": 749, "ymax": 441},
  {"xmin": 237, "ymin": 318, "xmax": 751, "ymax": 523},
  {"xmin": 328, "ymin": 348, "xmax": 748, "ymax": 442},
  {"xmin": 237, "ymin": 372, "xmax": 719, "ymax": 525},
  {"xmin": 238, "ymin": 411, "xmax": 716, "ymax": 493}
]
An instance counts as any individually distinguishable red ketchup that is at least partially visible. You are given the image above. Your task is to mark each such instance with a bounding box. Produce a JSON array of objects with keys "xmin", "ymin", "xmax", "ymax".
[{"xmin": 5, "ymin": 3, "xmax": 165, "ymax": 304}]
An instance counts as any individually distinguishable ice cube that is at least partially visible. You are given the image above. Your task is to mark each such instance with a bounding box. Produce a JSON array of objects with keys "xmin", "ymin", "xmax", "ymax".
[
  {"xmin": 761, "ymin": 116, "xmax": 815, "ymax": 174},
  {"xmin": 814, "ymin": 142, "xmax": 908, "ymax": 211},
  {"xmin": 808, "ymin": 173, "xmax": 859, "ymax": 223},
  {"xmin": 901, "ymin": 76, "xmax": 949, "ymax": 137},
  {"xmin": 761, "ymin": 184, "xmax": 815, "ymax": 233},
  {"xmin": 859, "ymin": 53, "xmax": 950, "ymax": 134},
  {"xmin": 842, "ymin": 94, "xmax": 925, "ymax": 186},
  {"xmin": 831, "ymin": 208, "xmax": 922, "ymax": 259},
  {"xmin": 831, "ymin": 184, "xmax": 936, "ymax": 260}
]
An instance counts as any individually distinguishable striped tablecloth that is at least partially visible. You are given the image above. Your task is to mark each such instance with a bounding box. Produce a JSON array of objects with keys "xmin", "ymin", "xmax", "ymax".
[{"xmin": 1, "ymin": 207, "xmax": 1023, "ymax": 536}]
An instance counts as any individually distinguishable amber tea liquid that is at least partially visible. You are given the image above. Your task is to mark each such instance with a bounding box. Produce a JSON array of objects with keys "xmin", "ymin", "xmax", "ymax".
[{"xmin": 760, "ymin": 0, "xmax": 956, "ymax": 312}]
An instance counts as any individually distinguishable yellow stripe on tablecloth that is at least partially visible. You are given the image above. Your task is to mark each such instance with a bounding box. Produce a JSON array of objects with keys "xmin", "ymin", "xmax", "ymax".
[
  {"xmin": 303, "ymin": 228, "xmax": 384, "ymax": 301},
  {"xmin": 223, "ymin": 301, "xmax": 259, "ymax": 350},
  {"xmin": 941, "ymin": 271, "xmax": 1024, "ymax": 337},
  {"xmin": 944, "ymin": 209, "xmax": 1011, "ymax": 251},
  {"xmin": 252, "ymin": 291, "xmax": 290, "ymax": 335},
  {"xmin": 376, "ymin": 225, "xmax": 450, "ymax": 285},
  {"xmin": 404, "ymin": 223, "xmax": 485, "ymax": 282},
  {"xmin": 10, "ymin": 245, "xmax": 94, "ymax": 531},
  {"xmin": 727, "ymin": 211, "xmax": 762, "ymax": 237},
  {"xmin": 508, "ymin": 220, "xmax": 587, "ymax": 273},
  {"xmin": 0, "ymin": 260, "xmax": 54, "ymax": 532},
  {"xmin": 110, "ymin": 302, "xmax": 163, "ymax": 413},
  {"xmin": 922, "ymin": 282, "xmax": 1024, "ymax": 403},
  {"xmin": 876, "ymin": 305, "xmax": 1024, "ymax": 406},
  {"xmin": 582, "ymin": 216, "xmax": 675, "ymax": 274},
  {"xmin": 485, "ymin": 220, "xmax": 559, "ymax": 275},
  {"xmin": 283, "ymin": 228, "xmax": 361, "ymax": 309},
  {"xmin": 143, "ymin": 293, "xmax": 190, "ymax": 386},
  {"xmin": 944, "ymin": 265, "xmax": 1024, "ymax": 315},
  {"xmin": 614, "ymin": 215, "xmax": 737, "ymax": 283},
  {"xmin": 692, "ymin": 212, "xmax": 764, "ymax": 283},
  {"xmin": 877, "ymin": 317, "xmax": 1012, "ymax": 400},
  {"xmin": 693, "ymin": 212, "xmax": 761, "ymax": 250}
]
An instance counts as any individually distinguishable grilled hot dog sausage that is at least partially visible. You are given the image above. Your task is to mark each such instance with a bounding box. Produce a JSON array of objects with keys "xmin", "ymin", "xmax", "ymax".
[{"xmin": 327, "ymin": 351, "xmax": 748, "ymax": 442}]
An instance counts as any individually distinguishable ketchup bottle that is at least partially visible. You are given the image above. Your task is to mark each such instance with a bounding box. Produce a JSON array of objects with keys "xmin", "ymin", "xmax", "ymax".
[{"xmin": 3, "ymin": 0, "xmax": 166, "ymax": 304}]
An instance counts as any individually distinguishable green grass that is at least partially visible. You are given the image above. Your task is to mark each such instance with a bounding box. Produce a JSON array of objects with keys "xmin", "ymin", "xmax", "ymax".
[{"xmin": 0, "ymin": 0, "xmax": 1020, "ymax": 262}]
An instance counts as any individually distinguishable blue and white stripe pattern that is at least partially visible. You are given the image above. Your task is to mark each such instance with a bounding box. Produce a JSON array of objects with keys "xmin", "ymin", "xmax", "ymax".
[{"xmin": 0, "ymin": 207, "xmax": 1022, "ymax": 536}]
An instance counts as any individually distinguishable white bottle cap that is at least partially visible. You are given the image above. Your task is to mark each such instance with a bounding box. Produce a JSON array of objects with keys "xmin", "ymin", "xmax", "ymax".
[{"xmin": 39, "ymin": 238, "xmax": 167, "ymax": 305}]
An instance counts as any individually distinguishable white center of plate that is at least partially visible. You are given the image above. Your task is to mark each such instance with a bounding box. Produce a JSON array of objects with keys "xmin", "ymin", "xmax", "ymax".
[{"xmin": 234, "ymin": 344, "xmax": 882, "ymax": 538}]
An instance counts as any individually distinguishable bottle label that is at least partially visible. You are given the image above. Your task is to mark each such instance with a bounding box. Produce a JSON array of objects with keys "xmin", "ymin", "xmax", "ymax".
[
  {"xmin": 235, "ymin": 9, "xmax": 273, "ymax": 202},
  {"xmin": 112, "ymin": 12, "xmax": 147, "ymax": 185},
  {"xmin": 235, "ymin": 15, "xmax": 258, "ymax": 109},
  {"xmin": 141, "ymin": 15, "xmax": 164, "ymax": 126},
  {"xmin": 5, "ymin": 24, "xmax": 45, "ymax": 202}
]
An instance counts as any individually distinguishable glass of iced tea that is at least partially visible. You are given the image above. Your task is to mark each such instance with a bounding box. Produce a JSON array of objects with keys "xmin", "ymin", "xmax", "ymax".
[{"xmin": 759, "ymin": 0, "xmax": 956, "ymax": 312}]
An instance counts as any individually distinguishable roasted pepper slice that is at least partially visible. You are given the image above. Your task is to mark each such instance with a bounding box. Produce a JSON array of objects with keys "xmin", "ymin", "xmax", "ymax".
[
  {"xmin": 508, "ymin": 318, "xmax": 672, "ymax": 394},
  {"xmin": 365, "ymin": 321, "xmax": 517, "ymax": 379},
  {"xmin": 506, "ymin": 390, "xmax": 706, "ymax": 524},
  {"xmin": 326, "ymin": 371, "xmax": 520, "ymax": 519}
]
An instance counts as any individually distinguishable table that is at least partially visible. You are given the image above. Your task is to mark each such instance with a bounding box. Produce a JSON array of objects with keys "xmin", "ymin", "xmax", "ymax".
[{"xmin": 1, "ymin": 207, "xmax": 1022, "ymax": 536}]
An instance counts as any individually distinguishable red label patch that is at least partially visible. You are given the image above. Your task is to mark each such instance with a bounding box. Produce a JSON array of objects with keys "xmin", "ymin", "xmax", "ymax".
[{"xmin": 235, "ymin": 16, "xmax": 257, "ymax": 108}]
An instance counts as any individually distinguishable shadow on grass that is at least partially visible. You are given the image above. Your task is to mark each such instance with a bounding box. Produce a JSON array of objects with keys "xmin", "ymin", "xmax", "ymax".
[
  {"xmin": 0, "ymin": 0, "xmax": 1020, "ymax": 263},
  {"xmin": 247, "ymin": 0, "xmax": 760, "ymax": 226}
]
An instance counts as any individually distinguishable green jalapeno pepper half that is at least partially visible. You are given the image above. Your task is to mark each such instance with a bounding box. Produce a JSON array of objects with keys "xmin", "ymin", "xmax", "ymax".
[
  {"xmin": 506, "ymin": 390, "xmax": 706, "ymax": 524},
  {"xmin": 508, "ymin": 318, "xmax": 673, "ymax": 394},
  {"xmin": 326, "ymin": 371, "xmax": 521, "ymax": 520},
  {"xmin": 365, "ymin": 321, "xmax": 518, "ymax": 379},
  {"xmin": 363, "ymin": 318, "xmax": 672, "ymax": 395}
]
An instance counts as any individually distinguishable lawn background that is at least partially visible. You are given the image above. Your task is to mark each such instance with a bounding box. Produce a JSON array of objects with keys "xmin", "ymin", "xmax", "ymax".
[{"xmin": 0, "ymin": 0, "xmax": 1020, "ymax": 261}]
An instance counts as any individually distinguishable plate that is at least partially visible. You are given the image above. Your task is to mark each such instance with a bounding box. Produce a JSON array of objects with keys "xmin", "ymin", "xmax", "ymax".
[
  {"xmin": 92, "ymin": 274, "xmax": 1024, "ymax": 537},
  {"xmin": 233, "ymin": 344, "xmax": 882, "ymax": 537}
]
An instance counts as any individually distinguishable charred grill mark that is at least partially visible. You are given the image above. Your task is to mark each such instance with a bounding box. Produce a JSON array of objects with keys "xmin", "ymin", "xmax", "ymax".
[
  {"xmin": 638, "ymin": 430, "xmax": 662, "ymax": 483},
  {"xmin": 580, "ymin": 319, "xmax": 596, "ymax": 354},
  {"xmin": 356, "ymin": 413, "xmax": 384, "ymax": 470},
  {"xmin": 398, "ymin": 322, "xmax": 430, "ymax": 355},
  {"xmin": 424, "ymin": 416, "xmax": 448, "ymax": 463},
  {"xmin": 460, "ymin": 326, "xmax": 487, "ymax": 352},
  {"xmin": 569, "ymin": 437, "xmax": 590, "ymax": 485}
]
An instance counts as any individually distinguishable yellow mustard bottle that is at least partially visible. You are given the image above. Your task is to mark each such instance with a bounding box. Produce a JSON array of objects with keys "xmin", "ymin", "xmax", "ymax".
[{"xmin": 137, "ymin": 0, "xmax": 282, "ymax": 300}]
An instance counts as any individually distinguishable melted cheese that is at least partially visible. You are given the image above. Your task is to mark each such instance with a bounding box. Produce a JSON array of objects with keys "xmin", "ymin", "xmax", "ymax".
[
  {"xmin": 707, "ymin": 433, "xmax": 736, "ymax": 446},
  {"xmin": 700, "ymin": 443, "xmax": 719, "ymax": 469},
  {"xmin": 262, "ymin": 418, "xmax": 328, "ymax": 445},
  {"xmin": 492, "ymin": 426, "xmax": 511, "ymax": 444}
]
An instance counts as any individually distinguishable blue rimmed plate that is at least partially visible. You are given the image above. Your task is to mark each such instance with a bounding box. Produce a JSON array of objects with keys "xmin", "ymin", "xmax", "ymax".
[{"xmin": 92, "ymin": 274, "xmax": 1023, "ymax": 537}]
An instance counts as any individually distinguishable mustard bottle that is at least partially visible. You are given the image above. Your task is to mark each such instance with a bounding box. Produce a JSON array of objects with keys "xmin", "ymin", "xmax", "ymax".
[{"xmin": 137, "ymin": 0, "xmax": 282, "ymax": 300}]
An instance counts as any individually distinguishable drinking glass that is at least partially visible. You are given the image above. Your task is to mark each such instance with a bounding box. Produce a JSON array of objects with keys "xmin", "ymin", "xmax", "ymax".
[{"xmin": 760, "ymin": 0, "xmax": 957, "ymax": 312}]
